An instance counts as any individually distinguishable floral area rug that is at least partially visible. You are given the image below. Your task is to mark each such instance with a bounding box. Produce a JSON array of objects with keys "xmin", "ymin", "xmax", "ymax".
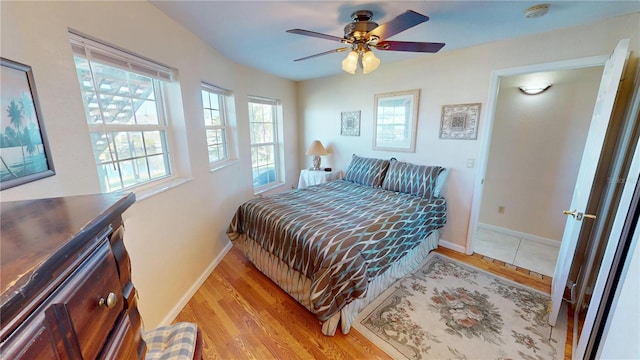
[{"xmin": 354, "ymin": 252, "xmax": 567, "ymax": 360}]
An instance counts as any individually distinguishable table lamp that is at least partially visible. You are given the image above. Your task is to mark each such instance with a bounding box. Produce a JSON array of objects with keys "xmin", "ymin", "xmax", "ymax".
[{"xmin": 306, "ymin": 140, "xmax": 328, "ymax": 170}]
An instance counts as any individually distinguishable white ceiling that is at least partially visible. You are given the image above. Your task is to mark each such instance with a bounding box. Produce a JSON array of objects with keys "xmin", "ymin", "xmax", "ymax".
[{"xmin": 150, "ymin": 1, "xmax": 639, "ymax": 81}]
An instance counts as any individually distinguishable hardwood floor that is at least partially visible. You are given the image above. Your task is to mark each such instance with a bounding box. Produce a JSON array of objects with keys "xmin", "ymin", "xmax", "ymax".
[{"xmin": 175, "ymin": 246, "xmax": 571, "ymax": 359}]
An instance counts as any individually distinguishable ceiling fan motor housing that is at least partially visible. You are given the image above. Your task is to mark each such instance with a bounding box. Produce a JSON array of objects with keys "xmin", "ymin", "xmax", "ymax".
[{"xmin": 344, "ymin": 10, "xmax": 378, "ymax": 42}]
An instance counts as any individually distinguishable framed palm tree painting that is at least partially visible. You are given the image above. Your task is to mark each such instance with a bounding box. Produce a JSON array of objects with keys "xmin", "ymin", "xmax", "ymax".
[{"xmin": 1, "ymin": 58, "xmax": 55, "ymax": 190}]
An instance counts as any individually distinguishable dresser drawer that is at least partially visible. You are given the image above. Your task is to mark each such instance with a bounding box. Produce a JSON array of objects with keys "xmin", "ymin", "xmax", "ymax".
[
  {"xmin": 56, "ymin": 240, "xmax": 124, "ymax": 359},
  {"xmin": 99, "ymin": 311, "xmax": 138, "ymax": 360},
  {"xmin": 1, "ymin": 240, "xmax": 124, "ymax": 359},
  {"xmin": 0, "ymin": 319, "xmax": 58, "ymax": 359}
]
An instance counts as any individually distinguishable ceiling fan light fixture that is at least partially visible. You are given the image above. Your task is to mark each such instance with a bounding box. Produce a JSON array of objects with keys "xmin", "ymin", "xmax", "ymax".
[
  {"xmin": 288, "ymin": 9, "xmax": 444, "ymax": 75},
  {"xmin": 362, "ymin": 50, "xmax": 380, "ymax": 74},
  {"xmin": 341, "ymin": 50, "xmax": 358, "ymax": 74}
]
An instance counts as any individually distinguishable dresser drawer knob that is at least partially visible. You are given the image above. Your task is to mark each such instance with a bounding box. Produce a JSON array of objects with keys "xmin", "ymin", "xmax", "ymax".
[{"xmin": 99, "ymin": 292, "xmax": 118, "ymax": 309}]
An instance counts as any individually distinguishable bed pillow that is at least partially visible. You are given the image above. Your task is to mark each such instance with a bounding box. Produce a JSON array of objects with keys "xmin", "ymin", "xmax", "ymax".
[
  {"xmin": 343, "ymin": 154, "xmax": 390, "ymax": 187},
  {"xmin": 382, "ymin": 158, "xmax": 446, "ymax": 198},
  {"xmin": 433, "ymin": 168, "xmax": 449, "ymax": 197}
]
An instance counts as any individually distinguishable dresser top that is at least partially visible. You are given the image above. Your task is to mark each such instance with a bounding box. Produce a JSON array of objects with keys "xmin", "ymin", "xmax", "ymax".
[{"xmin": 0, "ymin": 192, "xmax": 135, "ymax": 309}]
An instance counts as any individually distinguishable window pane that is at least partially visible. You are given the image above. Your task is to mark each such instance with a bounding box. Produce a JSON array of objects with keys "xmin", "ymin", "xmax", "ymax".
[
  {"xmin": 206, "ymin": 129, "xmax": 221, "ymax": 146},
  {"xmin": 115, "ymin": 108, "xmax": 134, "ymax": 124},
  {"xmin": 147, "ymin": 154, "xmax": 168, "ymax": 179},
  {"xmin": 114, "ymin": 132, "xmax": 132, "ymax": 159},
  {"xmin": 130, "ymin": 73, "xmax": 155, "ymax": 100},
  {"xmin": 377, "ymin": 100, "xmax": 411, "ymax": 145},
  {"xmin": 201, "ymin": 90, "xmax": 211, "ymax": 109},
  {"xmin": 203, "ymin": 109, "xmax": 212, "ymax": 125},
  {"xmin": 144, "ymin": 131, "xmax": 165, "ymax": 155},
  {"xmin": 208, "ymin": 144, "xmax": 223, "ymax": 163},
  {"xmin": 251, "ymin": 144, "xmax": 275, "ymax": 186},
  {"xmin": 208, "ymin": 109, "xmax": 221, "ymax": 126},
  {"xmin": 262, "ymin": 123, "xmax": 274, "ymax": 143},
  {"xmin": 119, "ymin": 159, "xmax": 137, "ymax": 188},
  {"xmin": 135, "ymin": 157, "xmax": 150, "ymax": 182},
  {"xmin": 133, "ymin": 99, "xmax": 159, "ymax": 125},
  {"xmin": 209, "ymin": 94, "xmax": 220, "ymax": 110},
  {"xmin": 206, "ymin": 129, "xmax": 226, "ymax": 163},
  {"xmin": 73, "ymin": 45, "xmax": 172, "ymax": 193},
  {"xmin": 90, "ymin": 132, "xmax": 112, "ymax": 164},
  {"xmin": 98, "ymin": 163, "xmax": 123, "ymax": 192},
  {"xmin": 82, "ymin": 93, "xmax": 100, "ymax": 124},
  {"xmin": 202, "ymin": 84, "xmax": 229, "ymax": 166},
  {"xmin": 94, "ymin": 68, "xmax": 128, "ymax": 96},
  {"xmin": 249, "ymin": 122, "xmax": 258, "ymax": 144},
  {"xmin": 248, "ymin": 99, "xmax": 278, "ymax": 188}
]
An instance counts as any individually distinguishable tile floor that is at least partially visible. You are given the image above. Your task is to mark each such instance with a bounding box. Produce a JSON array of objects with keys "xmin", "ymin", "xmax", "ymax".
[{"xmin": 474, "ymin": 227, "xmax": 560, "ymax": 277}]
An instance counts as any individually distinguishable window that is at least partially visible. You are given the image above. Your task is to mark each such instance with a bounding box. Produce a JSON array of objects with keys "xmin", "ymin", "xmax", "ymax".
[
  {"xmin": 373, "ymin": 89, "xmax": 420, "ymax": 152},
  {"xmin": 248, "ymin": 97, "xmax": 280, "ymax": 189},
  {"xmin": 201, "ymin": 83, "xmax": 230, "ymax": 168},
  {"xmin": 70, "ymin": 32, "xmax": 175, "ymax": 192}
]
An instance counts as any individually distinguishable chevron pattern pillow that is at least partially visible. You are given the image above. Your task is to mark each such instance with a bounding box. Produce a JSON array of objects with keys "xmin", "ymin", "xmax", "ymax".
[
  {"xmin": 382, "ymin": 159, "xmax": 445, "ymax": 198},
  {"xmin": 343, "ymin": 155, "xmax": 390, "ymax": 187}
]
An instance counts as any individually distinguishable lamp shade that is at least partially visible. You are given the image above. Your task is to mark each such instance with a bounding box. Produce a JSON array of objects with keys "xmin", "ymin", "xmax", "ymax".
[
  {"xmin": 362, "ymin": 50, "xmax": 380, "ymax": 74},
  {"xmin": 341, "ymin": 51, "xmax": 358, "ymax": 74},
  {"xmin": 306, "ymin": 140, "xmax": 328, "ymax": 156}
]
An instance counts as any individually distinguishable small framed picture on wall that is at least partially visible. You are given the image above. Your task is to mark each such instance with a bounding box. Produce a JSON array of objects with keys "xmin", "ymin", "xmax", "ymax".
[
  {"xmin": 341, "ymin": 110, "xmax": 360, "ymax": 136},
  {"xmin": 440, "ymin": 103, "xmax": 481, "ymax": 140}
]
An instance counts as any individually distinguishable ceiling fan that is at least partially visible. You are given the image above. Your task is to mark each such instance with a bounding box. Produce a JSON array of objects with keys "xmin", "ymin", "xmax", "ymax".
[{"xmin": 286, "ymin": 9, "xmax": 445, "ymax": 74}]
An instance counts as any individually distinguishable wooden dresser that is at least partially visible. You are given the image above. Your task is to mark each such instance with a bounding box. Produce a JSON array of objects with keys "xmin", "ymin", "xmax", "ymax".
[{"xmin": 0, "ymin": 193, "xmax": 145, "ymax": 359}]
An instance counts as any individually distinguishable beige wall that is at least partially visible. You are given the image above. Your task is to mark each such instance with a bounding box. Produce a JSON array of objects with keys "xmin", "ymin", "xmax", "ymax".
[
  {"xmin": 479, "ymin": 67, "xmax": 603, "ymax": 241},
  {"xmin": 297, "ymin": 12, "xmax": 640, "ymax": 251},
  {"xmin": 0, "ymin": 1, "xmax": 298, "ymax": 328}
]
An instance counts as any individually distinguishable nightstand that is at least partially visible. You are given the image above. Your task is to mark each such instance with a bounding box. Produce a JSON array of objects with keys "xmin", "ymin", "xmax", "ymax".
[{"xmin": 298, "ymin": 169, "xmax": 343, "ymax": 189}]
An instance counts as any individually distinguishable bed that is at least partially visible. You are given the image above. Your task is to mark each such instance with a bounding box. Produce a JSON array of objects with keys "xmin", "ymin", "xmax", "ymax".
[{"xmin": 227, "ymin": 155, "xmax": 447, "ymax": 335}]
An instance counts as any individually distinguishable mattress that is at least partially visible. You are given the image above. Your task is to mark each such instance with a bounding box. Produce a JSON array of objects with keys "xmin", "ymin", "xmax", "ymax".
[{"xmin": 227, "ymin": 180, "xmax": 447, "ymax": 325}]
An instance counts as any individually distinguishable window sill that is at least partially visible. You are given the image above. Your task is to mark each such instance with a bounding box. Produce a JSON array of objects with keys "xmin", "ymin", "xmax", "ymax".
[
  {"xmin": 209, "ymin": 159, "xmax": 239, "ymax": 173},
  {"xmin": 132, "ymin": 177, "xmax": 192, "ymax": 202},
  {"xmin": 254, "ymin": 182, "xmax": 286, "ymax": 196}
]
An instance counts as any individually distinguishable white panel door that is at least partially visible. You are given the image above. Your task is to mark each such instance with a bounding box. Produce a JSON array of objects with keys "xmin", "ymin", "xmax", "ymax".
[{"xmin": 549, "ymin": 39, "xmax": 629, "ymax": 326}]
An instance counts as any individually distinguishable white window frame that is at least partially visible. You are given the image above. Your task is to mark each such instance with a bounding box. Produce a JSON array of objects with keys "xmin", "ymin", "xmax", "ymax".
[
  {"xmin": 201, "ymin": 82, "xmax": 233, "ymax": 170},
  {"xmin": 248, "ymin": 96, "xmax": 281, "ymax": 193},
  {"xmin": 70, "ymin": 31, "xmax": 178, "ymax": 194}
]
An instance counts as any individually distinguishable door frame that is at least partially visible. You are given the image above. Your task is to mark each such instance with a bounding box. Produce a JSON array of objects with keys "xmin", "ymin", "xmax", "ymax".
[{"xmin": 465, "ymin": 55, "xmax": 609, "ymax": 255}]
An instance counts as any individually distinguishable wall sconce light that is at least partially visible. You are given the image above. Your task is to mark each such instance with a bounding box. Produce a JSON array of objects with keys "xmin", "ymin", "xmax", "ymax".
[
  {"xmin": 306, "ymin": 140, "xmax": 328, "ymax": 170},
  {"xmin": 519, "ymin": 84, "xmax": 552, "ymax": 95}
]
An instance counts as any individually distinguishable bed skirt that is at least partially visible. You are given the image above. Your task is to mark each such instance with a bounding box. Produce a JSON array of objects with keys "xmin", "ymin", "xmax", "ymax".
[{"xmin": 233, "ymin": 229, "xmax": 441, "ymax": 336}]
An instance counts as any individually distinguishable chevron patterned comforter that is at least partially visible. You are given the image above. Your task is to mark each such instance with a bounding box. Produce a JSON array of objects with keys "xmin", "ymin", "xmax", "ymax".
[{"xmin": 227, "ymin": 179, "xmax": 446, "ymax": 323}]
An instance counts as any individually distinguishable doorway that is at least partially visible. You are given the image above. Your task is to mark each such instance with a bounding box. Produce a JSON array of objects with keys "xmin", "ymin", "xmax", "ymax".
[
  {"xmin": 472, "ymin": 66, "xmax": 605, "ymax": 276},
  {"xmin": 465, "ymin": 56, "xmax": 610, "ymax": 272}
]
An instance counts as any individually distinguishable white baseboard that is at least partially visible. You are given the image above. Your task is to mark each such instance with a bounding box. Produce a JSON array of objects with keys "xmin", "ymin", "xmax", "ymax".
[
  {"xmin": 477, "ymin": 223, "xmax": 560, "ymax": 248},
  {"xmin": 159, "ymin": 241, "xmax": 233, "ymax": 326},
  {"xmin": 438, "ymin": 238, "xmax": 466, "ymax": 253}
]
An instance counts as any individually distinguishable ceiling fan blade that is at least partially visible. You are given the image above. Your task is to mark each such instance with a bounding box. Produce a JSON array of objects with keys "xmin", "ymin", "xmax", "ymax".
[
  {"xmin": 367, "ymin": 10, "xmax": 429, "ymax": 41},
  {"xmin": 375, "ymin": 41, "xmax": 445, "ymax": 53},
  {"xmin": 286, "ymin": 29, "xmax": 350, "ymax": 43},
  {"xmin": 293, "ymin": 47, "xmax": 351, "ymax": 62}
]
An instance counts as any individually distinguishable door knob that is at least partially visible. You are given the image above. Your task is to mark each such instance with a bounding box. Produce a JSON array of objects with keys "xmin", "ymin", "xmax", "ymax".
[{"xmin": 563, "ymin": 209, "xmax": 596, "ymax": 220}]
